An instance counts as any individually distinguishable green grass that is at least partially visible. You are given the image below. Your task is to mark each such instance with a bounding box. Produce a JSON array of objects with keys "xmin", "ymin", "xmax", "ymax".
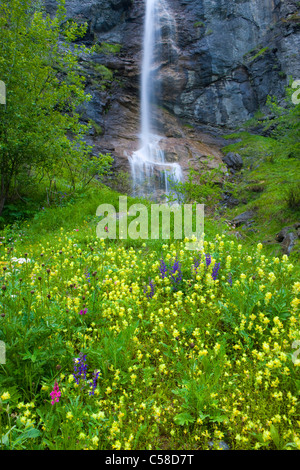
[
  {"xmin": 0, "ymin": 180, "xmax": 300, "ymax": 450},
  {"xmin": 250, "ymin": 47, "xmax": 269, "ymax": 62},
  {"xmin": 194, "ymin": 21, "xmax": 205, "ymax": 28},
  {"xmin": 221, "ymin": 132, "xmax": 300, "ymax": 262},
  {"xmin": 0, "ymin": 125, "xmax": 299, "ymax": 450}
]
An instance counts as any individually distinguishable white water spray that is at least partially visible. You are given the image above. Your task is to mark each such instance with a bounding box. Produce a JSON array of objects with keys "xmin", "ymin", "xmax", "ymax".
[{"xmin": 129, "ymin": 0, "xmax": 183, "ymax": 199}]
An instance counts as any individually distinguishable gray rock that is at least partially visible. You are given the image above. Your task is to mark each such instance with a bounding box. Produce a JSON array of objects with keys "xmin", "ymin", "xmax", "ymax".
[
  {"xmin": 222, "ymin": 152, "xmax": 243, "ymax": 172},
  {"xmin": 275, "ymin": 226, "xmax": 295, "ymax": 242},
  {"xmin": 275, "ymin": 223, "xmax": 300, "ymax": 255},
  {"xmin": 221, "ymin": 191, "xmax": 240, "ymax": 208},
  {"xmin": 231, "ymin": 210, "xmax": 255, "ymax": 227},
  {"xmin": 281, "ymin": 232, "xmax": 297, "ymax": 256},
  {"xmin": 43, "ymin": 0, "xmax": 300, "ymax": 162}
]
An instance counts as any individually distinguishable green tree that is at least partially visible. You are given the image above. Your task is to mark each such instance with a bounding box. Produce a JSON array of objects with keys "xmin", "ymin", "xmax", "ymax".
[{"xmin": 0, "ymin": 0, "xmax": 111, "ymax": 215}]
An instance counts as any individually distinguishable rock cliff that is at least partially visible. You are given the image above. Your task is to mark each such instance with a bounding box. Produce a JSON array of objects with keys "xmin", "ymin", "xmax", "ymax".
[{"xmin": 44, "ymin": 0, "xmax": 300, "ymax": 178}]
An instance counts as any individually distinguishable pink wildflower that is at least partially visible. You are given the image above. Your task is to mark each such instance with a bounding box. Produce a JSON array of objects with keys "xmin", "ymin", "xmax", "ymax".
[
  {"xmin": 50, "ymin": 381, "xmax": 61, "ymax": 405},
  {"xmin": 79, "ymin": 309, "xmax": 87, "ymax": 315}
]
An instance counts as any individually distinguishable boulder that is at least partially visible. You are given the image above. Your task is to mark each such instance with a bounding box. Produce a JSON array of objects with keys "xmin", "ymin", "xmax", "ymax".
[
  {"xmin": 221, "ymin": 192, "xmax": 240, "ymax": 208},
  {"xmin": 231, "ymin": 210, "xmax": 255, "ymax": 227},
  {"xmin": 222, "ymin": 152, "xmax": 243, "ymax": 172},
  {"xmin": 275, "ymin": 223, "xmax": 300, "ymax": 255},
  {"xmin": 281, "ymin": 232, "xmax": 297, "ymax": 256},
  {"xmin": 275, "ymin": 226, "xmax": 295, "ymax": 242}
]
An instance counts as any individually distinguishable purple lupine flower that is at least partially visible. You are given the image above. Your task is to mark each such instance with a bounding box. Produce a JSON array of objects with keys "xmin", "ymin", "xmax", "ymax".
[
  {"xmin": 193, "ymin": 255, "xmax": 201, "ymax": 273},
  {"xmin": 73, "ymin": 353, "xmax": 100, "ymax": 396},
  {"xmin": 89, "ymin": 370, "xmax": 100, "ymax": 396},
  {"xmin": 212, "ymin": 262, "xmax": 221, "ymax": 281},
  {"xmin": 73, "ymin": 353, "xmax": 88, "ymax": 385},
  {"xmin": 193, "ymin": 255, "xmax": 201, "ymax": 268},
  {"xmin": 144, "ymin": 279, "xmax": 155, "ymax": 299},
  {"xmin": 205, "ymin": 254, "xmax": 211, "ymax": 267},
  {"xmin": 159, "ymin": 258, "xmax": 168, "ymax": 279},
  {"xmin": 170, "ymin": 258, "xmax": 182, "ymax": 286},
  {"xmin": 228, "ymin": 273, "xmax": 233, "ymax": 286}
]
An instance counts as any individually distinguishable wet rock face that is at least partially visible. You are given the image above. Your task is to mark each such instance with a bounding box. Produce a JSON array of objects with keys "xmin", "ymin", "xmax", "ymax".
[
  {"xmin": 170, "ymin": 0, "xmax": 300, "ymax": 127},
  {"xmin": 45, "ymin": 0, "xmax": 134, "ymax": 35},
  {"xmin": 44, "ymin": 0, "xmax": 300, "ymax": 172},
  {"xmin": 45, "ymin": 0, "xmax": 300, "ymax": 127}
]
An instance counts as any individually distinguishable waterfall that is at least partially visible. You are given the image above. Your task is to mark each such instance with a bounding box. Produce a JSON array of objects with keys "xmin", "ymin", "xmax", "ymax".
[{"xmin": 129, "ymin": 0, "xmax": 183, "ymax": 200}]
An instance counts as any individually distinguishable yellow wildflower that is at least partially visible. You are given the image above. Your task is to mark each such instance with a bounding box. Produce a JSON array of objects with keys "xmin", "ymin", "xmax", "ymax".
[{"xmin": 1, "ymin": 392, "xmax": 10, "ymax": 400}]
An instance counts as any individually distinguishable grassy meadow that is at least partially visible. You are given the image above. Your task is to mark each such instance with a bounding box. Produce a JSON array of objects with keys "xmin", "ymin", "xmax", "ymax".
[
  {"xmin": 0, "ymin": 185, "xmax": 299, "ymax": 451},
  {"xmin": 0, "ymin": 0, "xmax": 299, "ymax": 453}
]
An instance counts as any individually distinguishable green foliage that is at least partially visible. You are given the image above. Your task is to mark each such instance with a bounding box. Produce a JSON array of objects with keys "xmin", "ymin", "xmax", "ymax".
[
  {"xmin": 0, "ymin": 213, "xmax": 299, "ymax": 450},
  {"xmin": 95, "ymin": 42, "xmax": 122, "ymax": 55},
  {"xmin": 60, "ymin": 152, "xmax": 113, "ymax": 192},
  {"xmin": 173, "ymin": 350, "xmax": 228, "ymax": 426},
  {"xmin": 88, "ymin": 120, "xmax": 103, "ymax": 137},
  {"xmin": 0, "ymin": 0, "xmax": 111, "ymax": 216},
  {"xmin": 263, "ymin": 79, "xmax": 300, "ymax": 158},
  {"xmin": 168, "ymin": 158, "xmax": 234, "ymax": 208},
  {"xmin": 284, "ymin": 182, "xmax": 300, "ymax": 211},
  {"xmin": 250, "ymin": 47, "xmax": 269, "ymax": 62},
  {"xmin": 89, "ymin": 63, "xmax": 114, "ymax": 82},
  {"xmin": 106, "ymin": 170, "xmax": 133, "ymax": 195},
  {"xmin": 230, "ymin": 80, "xmax": 299, "ymax": 164},
  {"xmin": 220, "ymin": 80, "xmax": 300, "ymax": 247},
  {"xmin": 193, "ymin": 21, "xmax": 205, "ymax": 28}
]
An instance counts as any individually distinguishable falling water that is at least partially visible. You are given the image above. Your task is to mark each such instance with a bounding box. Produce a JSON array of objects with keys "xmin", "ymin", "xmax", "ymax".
[{"xmin": 129, "ymin": 0, "xmax": 183, "ymax": 199}]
